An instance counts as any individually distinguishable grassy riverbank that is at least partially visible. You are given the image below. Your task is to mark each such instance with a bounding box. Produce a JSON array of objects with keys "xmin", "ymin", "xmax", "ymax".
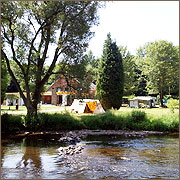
[{"xmin": 1, "ymin": 108, "xmax": 179, "ymax": 133}]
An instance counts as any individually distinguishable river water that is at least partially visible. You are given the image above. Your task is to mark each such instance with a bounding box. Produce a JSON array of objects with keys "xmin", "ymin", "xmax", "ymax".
[{"xmin": 1, "ymin": 134, "xmax": 179, "ymax": 179}]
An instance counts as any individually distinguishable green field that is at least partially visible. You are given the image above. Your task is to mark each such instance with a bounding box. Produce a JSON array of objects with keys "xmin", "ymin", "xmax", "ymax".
[
  {"xmin": 1, "ymin": 105, "xmax": 179, "ymax": 116},
  {"xmin": 118, "ymin": 107, "xmax": 179, "ymax": 116}
]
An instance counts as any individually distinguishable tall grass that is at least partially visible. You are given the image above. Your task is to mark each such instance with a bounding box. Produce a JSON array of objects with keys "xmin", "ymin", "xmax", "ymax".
[
  {"xmin": 81, "ymin": 109, "xmax": 179, "ymax": 132},
  {"xmin": 24, "ymin": 112, "xmax": 84, "ymax": 131},
  {"xmin": 1, "ymin": 109, "xmax": 179, "ymax": 132}
]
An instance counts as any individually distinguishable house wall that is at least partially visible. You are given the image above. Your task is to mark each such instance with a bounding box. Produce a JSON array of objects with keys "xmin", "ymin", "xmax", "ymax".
[
  {"xmin": 129, "ymin": 100, "xmax": 139, "ymax": 108},
  {"xmin": 51, "ymin": 88, "xmax": 57, "ymax": 105},
  {"xmin": 46, "ymin": 75, "xmax": 95, "ymax": 106},
  {"xmin": 6, "ymin": 97, "xmax": 24, "ymax": 106}
]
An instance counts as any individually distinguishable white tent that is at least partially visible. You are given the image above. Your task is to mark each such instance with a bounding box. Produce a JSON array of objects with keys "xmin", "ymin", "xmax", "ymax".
[{"xmin": 70, "ymin": 99, "xmax": 105, "ymax": 114}]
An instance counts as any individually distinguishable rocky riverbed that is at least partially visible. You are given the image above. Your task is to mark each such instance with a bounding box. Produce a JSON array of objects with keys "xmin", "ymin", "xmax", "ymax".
[{"xmin": 2, "ymin": 129, "xmax": 173, "ymax": 140}]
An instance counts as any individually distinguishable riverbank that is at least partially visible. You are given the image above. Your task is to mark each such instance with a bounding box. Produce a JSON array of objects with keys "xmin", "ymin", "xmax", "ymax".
[
  {"xmin": 2, "ymin": 129, "xmax": 178, "ymax": 141},
  {"xmin": 1, "ymin": 109, "xmax": 179, "ymax": 133}
]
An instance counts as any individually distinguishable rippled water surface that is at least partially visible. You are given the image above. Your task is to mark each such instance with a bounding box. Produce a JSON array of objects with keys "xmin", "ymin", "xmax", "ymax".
[{"xmin": 1, "ymin": 134, "xmax": 179, "ymax": 179}]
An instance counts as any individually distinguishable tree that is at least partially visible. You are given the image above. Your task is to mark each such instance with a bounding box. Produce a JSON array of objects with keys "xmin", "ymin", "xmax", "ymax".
[
  {"xmin": 96, "ymin": 33, "xmax": 124, "ymax": 110},
  {"xmin": 119, "ymin": 46, "xmax": 137, "ymax": 96},
  {"xmin": 138, "ymin": 40, "xmax": 179, "ymax": 107},
  {"xmin": 1, "ymin": 57, "xmax": 10, "ymax": 104},
  {"xmin": 1, "ymin": 1, "xmax": 102, "ymax": 117},
  {"xmin": 54, "ymin": 57, "xmax": 90, "ymax": 97},
  {"xmin": 133, "ymin": 49, "xmax": 148, "ymax": 96},
  {"xmin": 84, "ymin": 50, "xmax": 99, "ymax": 83}
]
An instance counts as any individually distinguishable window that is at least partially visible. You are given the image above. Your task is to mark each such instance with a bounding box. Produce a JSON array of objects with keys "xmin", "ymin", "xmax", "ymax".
[
  {"xmin": 65, "ymin": 87, "xmax": 69, "ymax": 92},
  {"xmin": 57, "ymin": 88, "xmax": 61, "ymax": 92}
]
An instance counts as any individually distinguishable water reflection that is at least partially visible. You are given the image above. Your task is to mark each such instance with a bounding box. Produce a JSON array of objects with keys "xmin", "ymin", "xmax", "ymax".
[
  {"xmin": 1, "ymin": 135, "xmax": 179, "ymax": 179},
  {"xmin": 16, "ymin": 139, "xmax": 42, "ymax": 172}
]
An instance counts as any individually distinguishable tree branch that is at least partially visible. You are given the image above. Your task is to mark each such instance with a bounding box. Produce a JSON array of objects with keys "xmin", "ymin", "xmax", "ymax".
[
  {"xmin": 2, "ymin": 50, "xmax": 28, "ymax": 106},
  {"xmin": 8, "ymin": 20, "xmax": 27, "ymax": 77}
]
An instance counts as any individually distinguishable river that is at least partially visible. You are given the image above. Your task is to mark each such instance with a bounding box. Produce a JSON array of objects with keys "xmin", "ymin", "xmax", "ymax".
[{"xmin": 1, "ymin": 134, "xmax": 179, "ymax": 179}]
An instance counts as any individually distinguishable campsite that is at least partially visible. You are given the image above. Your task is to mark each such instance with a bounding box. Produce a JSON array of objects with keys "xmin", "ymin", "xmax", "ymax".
[{"xmin": 1, "ymin": 1, "xmax": 179, "ymax": 179}]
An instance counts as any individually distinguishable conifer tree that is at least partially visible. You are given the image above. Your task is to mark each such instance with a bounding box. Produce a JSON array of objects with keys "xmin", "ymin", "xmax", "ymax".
[{"xmin": 96, "ymin": 33, "xmax": 124, "ymax": 110}]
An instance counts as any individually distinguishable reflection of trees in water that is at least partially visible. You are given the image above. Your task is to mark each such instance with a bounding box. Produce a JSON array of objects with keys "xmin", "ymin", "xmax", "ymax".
[
  {"xmin": 1, "ymin": 146, "xmax": 7, "ymax": 167},
  {"xmin": 16, "ymin": 138, "xmax": 42, "ymax": 175}
]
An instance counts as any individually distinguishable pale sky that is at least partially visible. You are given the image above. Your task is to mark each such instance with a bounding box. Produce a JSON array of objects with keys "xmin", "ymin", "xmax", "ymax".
[{"xmin": 87, "ymin": 1, "xmax": 179, "ymax": 58}]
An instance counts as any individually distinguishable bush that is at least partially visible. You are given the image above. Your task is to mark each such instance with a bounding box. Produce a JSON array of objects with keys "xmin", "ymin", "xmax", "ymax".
[
  {"xmin": 166, "ymin": 98, "xmax": 179, "ymax": 113},
  {"xmin": 1, "ymin": 109, "xmax": 179, "ymax": 132},
  {"xmin": 1, "ymin": 113, "xmax": 25, "ymax": 132},
  {"xmin": 131, "ymin": 110, "xmax": 147, "ymax": 123},
  {"xmin": 25, "ymin": 112, "xmax": 84, "ymax": 130},
  {"xmin": 81, "ymin": 114, "xmax": 102, "ymax": 130}
]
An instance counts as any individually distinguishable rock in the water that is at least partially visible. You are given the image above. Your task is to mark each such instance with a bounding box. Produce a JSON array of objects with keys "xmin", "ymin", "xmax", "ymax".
[
  {"xmin": 58, "ymin": 133, "xmax": 81, "ymax": 144},
  {"xmin": 57, "ymin": 144, "xmax": 84, "ymax": 156}
]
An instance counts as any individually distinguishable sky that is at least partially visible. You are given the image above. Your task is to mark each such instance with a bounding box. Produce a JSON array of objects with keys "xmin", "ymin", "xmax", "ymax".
[{"xmin": 87, "ymin": 1, "xmax": 179, "ymax": 58}]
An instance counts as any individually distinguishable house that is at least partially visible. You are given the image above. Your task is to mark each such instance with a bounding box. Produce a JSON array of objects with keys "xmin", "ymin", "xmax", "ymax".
[
  {"xmin": 41, "ymin": 75, "xmax": 96, "ymax": 106},
  {"xmin": 129, "ymin": 96, "xmax": 157, "ymax": 108},
  {"xmin": 4, "ymin": 92, "xmax": 25, "ymax": 106},
  {"xmin": 4, "ymin": 74, "xmax": 96, "ymax": 107}
]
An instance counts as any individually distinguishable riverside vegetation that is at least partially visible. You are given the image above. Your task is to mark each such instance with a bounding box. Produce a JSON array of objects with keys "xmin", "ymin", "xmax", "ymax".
[{"xmin": 1, "ymin": 108, "xmax": 179, "ymax": 133}]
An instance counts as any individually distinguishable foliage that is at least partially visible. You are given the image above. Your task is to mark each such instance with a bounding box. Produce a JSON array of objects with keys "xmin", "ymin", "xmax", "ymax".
[
  {"xmin": 84, "ymin": 50, "xmax": 99, "ymax": 83},
  {"xmin": 130, "ymin": 110, "xmax": 147, "ymax": 123},
  {"xmin": 1, "ymin": 1, "xmax": 102, "ymax": 117},
  {"xmin": 24, "ymin": 112, "xmax": 84, "ymax": 130},
  {"xmin": 1, "ymin": 108, "xmax": 179, "ymax": 132},
  {"xmin": 1, "ymin": 113, "xmax": 25, "ymax": 132},
  {"xmin": 96, "ymin": 33, "xmax": 124, "ymax": 110},
  {"xmin": 137, "ymin": 40, "xmax": 179, "ymax": 107},
  {"xmin": 119, "ymin": 46, "xmax": 137, "ymax": 96},
  {"xmin": 1, "ymin": 58, "xmax": 10, "ymax": 104},
  {"xmin": 166, "ymin": 98, "xmax": 179, "ymax": 113},
  {"xmin": 81, "ymin": 110, "xmax": 179, "ymax": 132},
  {"xmin": 5, "ymin": 94, "xmax": 19, "ymax": 106},
  {"xmin": 133, "ymin": 52, "xmax": 148, "ymax": 96}
]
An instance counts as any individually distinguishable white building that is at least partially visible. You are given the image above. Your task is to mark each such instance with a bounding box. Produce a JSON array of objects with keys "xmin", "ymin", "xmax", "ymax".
[
  {"xmin": 5, "ymin": 92, "xmax": 24, "ymax": 106},
  {"xmin": 129, "ymin": 96, "xmax": 156, "ymax": 108}
]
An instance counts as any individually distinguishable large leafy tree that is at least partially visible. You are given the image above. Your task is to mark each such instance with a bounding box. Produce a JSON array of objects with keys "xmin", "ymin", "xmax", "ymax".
[
  {"xmin": 138, "ymin": 40, "xmax": 179, "ymax": 107},
  {"xmin": 1, "ymin": 1, "xmax": 101, "ymax": 116},
  {"xmin": 96, "ymin": 33, "xmax": 124, "ymax": 110},
  {"xmin": 85, "ymin": 50, "xmax": 99, "ymax": 83},
  {"xmin": 119, "ymin": 46, "xmax": 137, "ymax": 96}
]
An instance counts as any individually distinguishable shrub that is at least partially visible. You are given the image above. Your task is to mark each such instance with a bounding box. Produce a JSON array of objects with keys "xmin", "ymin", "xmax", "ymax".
[
  {"xmin": 1, "ymin": 113, "xmax": 24, "ymax": 132},
  {"xmin": 166, "ymin": 98, "xmax": 179, "ymax": 113},
  {"xmin": 131, "ymin": 110, "xmax": 147, "ymax": 123},
  {"xmin": 25, "ymin": 112, "xmax": 84, "ymax": 130},
  {"xmin": 1, "ymin": 109, "xmax": 179, "ymax": 132},
  {"xmin": 148, "ymin": 113, "xmax": 179, "ymax": 132},
  {"xmin": 81, "ymin": 114, "xmax": 102, "ymax": 130}
]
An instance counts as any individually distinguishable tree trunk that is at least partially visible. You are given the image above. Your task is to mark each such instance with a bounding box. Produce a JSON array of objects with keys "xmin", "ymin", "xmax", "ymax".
[
  {"xmin": 159, "ymin": 89, "xmax": 164, "ymax": 108},
  {"xmin": 26, "ymin": 105, "xmax": 37, "ymax": 117}
]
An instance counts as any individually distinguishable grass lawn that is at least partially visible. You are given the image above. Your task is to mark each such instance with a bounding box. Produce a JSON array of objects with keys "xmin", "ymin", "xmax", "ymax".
[
  {"xmin": 118, "ymin": 107, "xmax": 179, "ymax": 116},
  {"xmin": 1, "ymin": 105, "xmax": 178, "ymax": 117},
  {"xmin": 1, "ymin": 105, "xmax": 27, "ymax": 111},
  {"xmin": 1, "ymin": 105, "xmax": 70, "ymax": 112}
]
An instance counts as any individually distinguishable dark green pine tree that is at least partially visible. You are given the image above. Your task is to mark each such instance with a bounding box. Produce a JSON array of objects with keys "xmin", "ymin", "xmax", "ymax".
[{"xmin": 96, "ymin": 33, "xmax": 124, "ymax": 110}]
